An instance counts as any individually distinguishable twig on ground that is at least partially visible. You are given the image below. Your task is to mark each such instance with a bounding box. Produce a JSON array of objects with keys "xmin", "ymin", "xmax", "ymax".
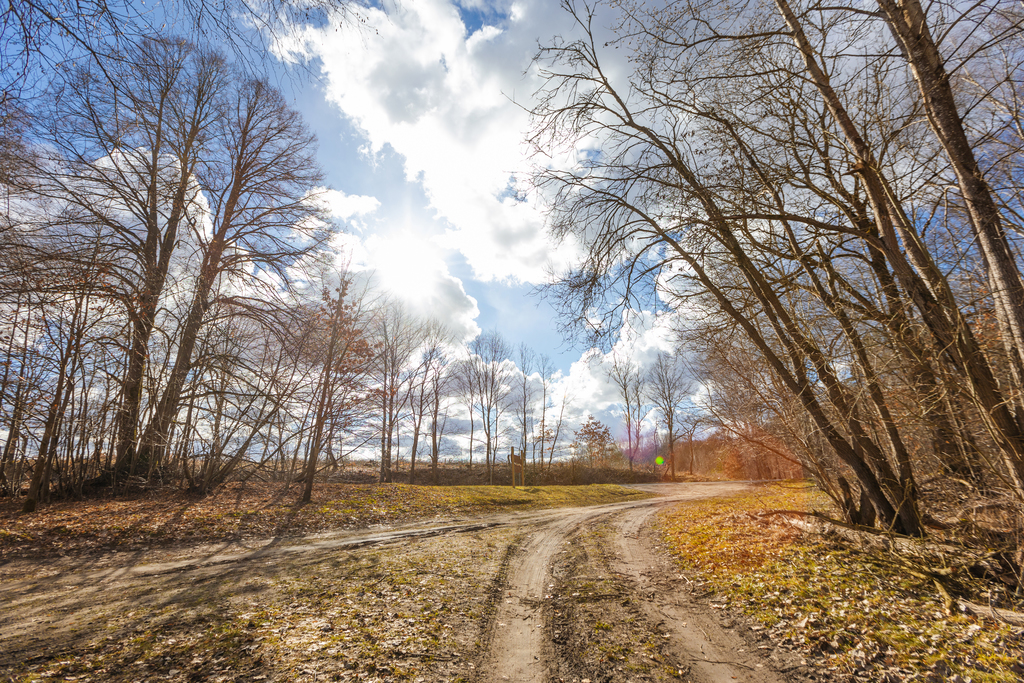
[{"xmin": 956, "ymin": 598, "xmax": 1024, "ymax": 626}]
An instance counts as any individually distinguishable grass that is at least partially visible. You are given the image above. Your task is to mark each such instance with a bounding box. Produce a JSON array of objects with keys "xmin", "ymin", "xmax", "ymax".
[
  {"xmin": 5, "ymin": 527, "xmax": 519, "ymax": 682},
  {"xmin": 658, "ymin": 482, "xmax": 1024, "ymax": 682},
  {"xmin": 447, "ymin": 484, "xmax": 651, "ymax": 508},
  {"xmin": 0, "ymin": 482, "xmax": 653, "ymax": 558}
]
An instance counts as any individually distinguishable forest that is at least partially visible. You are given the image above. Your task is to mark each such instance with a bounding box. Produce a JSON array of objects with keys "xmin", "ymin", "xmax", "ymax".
[
  {"xmin": 1, "ymin": 0, "xmax": 1023, "ymax": 590},
  {"xmin": 0, "ymin": 34, "xmax": 772, "ymax": 508}
]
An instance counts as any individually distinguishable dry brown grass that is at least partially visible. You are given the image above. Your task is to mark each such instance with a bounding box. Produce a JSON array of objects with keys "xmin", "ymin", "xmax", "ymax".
[{"xmin": 0, "ymin": 481, "xmax": 652, "ymax": 558}]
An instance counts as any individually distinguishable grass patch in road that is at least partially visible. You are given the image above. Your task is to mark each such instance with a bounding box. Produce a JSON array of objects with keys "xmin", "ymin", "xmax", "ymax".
[
  {"xmin": 0, "ymin": 482, "xmax": 652, "ymax": 558},
  {"xmin": 658, "ymin": 483, "xmax": 1024, "ymax": 683},
  {"xmin": 548, "ymin": 524, "xmax": 676, "ymax": 682},
  {"xmin": 448, "ymin": 483, "xmax": 651, "ymax": 510}
]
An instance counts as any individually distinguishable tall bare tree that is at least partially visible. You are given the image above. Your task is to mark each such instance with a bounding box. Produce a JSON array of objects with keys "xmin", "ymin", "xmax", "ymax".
[
  {"xmin": 606, "ymin": 356, "xmax": 650, "ymax": 472},
  {"xmin": 27, "ymin": 37, "xmax": 225, "ymax": 480},
  {"xmin": 511, "ymin": 342, "xmax": 537, "ymax": 461},
  {"xmin": 533, "ymin": 354, "xmax": 556, "ymax": 470},
  {"xmin": 645, "ymin": 352, "xmax": 693, "ymax": 480},
  {"xmin": 530, "ymin": 0, "xmax": 1024, "ymax": 531},
  {"xmin": 136, "ymin": 75, "xmax": 329, "ymax": 471},
  {"xmin": 426, "ymin": 327, "xmax": 456, "ymax": 484},
  {"xmin": 405, "ymin": 320, "xmax": 454, "ymax": 485},
  {"xmin": 465, "ymin": 330, "xmax": 514, "ymax": 484},
  {"xmin": 370, "ymin": 301, "xmax": 421, "ymax": 484},
  {"xmin": 2, "ymin": 34, "xmax": 358, "ymax": 505},
  {"xmin": 301, "ymin": 277, "xmax": 372, "ymax": 503}
]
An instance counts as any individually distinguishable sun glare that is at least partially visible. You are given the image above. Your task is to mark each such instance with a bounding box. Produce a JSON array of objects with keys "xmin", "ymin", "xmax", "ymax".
[{"xmin": 372, "ymin": 232, "xmax": 437, "ymax": 304}]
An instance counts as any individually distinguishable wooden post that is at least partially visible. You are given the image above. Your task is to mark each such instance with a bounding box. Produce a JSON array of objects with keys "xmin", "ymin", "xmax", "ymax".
[{"xmin": 510, "ymin": 446, "xmax": 524, "ymax": 487}]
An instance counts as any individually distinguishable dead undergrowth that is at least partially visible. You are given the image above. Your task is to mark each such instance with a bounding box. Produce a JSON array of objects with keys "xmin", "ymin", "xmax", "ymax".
[{"xmin": 658, "ymin": 483, "xmax": 1024, "ymax": 682}]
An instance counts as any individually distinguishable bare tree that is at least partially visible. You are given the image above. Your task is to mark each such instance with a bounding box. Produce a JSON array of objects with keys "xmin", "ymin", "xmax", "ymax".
[
  {"xmin": 454, "ymin": 356, "xmax": 479, "ymax": 470},
  {"xmin": 533, "ymin": 354, "xmax": 556, "ymax": 470},
  {"xmin": 465, "ymin": 330, "xmax": 514, "ymax": 484},
  {"xmin": 870, "ymin": 0, "xmax": 1024, "ymax": 398},
  {"xmin": 0, "ymin": 284, "xmax": 39, "ymax": 496},
  {"xmin": 26, "ymin": 37, "xmax": 225, "ymax": 480},
  {"xmin": 546, "ymin": 381, "xmax": 574, "ymax": 467},
  {"xmin": 136, "ymin": 75, "xmax": 329, "ymax": 472},
  {"xmin": 405, "ymin": 320, "xmax": 455, "ymax": 485},
  {"xmin": 0, "ymin": 0, "xmax": 369, "ymax": 141},
  {"xmin": 22, "ymin": 275, "xmax": 94, "ymax": 510},
  {"xmin": 370, "ymin": 301, "xmax": 422, "ymax": 484},
  {"xmin": 426, "ymin": 328, "xmax": 457, "ymax": 484},
  {"xmin": 301, "ymin": 277, "xmax": 372, "ymax": 503},
  {"xmin": 511, "ymin": 342, "xmax": 537, "ymax": 462},
  {"xmin": 0, "ymin": 33, "xmax": 391, "ymax": 505},
  {"xmin": 606, "ymin": 355, "xmax": 650, "ymax": 472},
  {"xmin": 645, "ymin": 352, "xmax": 693, "ymax": 480},
  {"xmin": 530, "ymin": 0, "xmax": 1002, "ymax": 531}
]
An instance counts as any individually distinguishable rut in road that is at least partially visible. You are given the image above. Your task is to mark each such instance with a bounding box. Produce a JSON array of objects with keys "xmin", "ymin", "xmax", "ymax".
[
  {"xmin": 611, "ymin": 505, "xmax": 795, "ymax": 683},
  {"xmin": 475, "ymin": 483, "xmax": 793, "ymax": 683},
  {"xmin": 476, "ymin": 498, "xmax": 655, "ymax": 682},
  {"xmin": 477, "ymin": 517, "xmax": 578, "ymax": 681}
]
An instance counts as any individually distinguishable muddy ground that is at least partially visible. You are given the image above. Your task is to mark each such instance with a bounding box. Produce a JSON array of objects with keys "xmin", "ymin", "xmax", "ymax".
[{"xmin": 1, "ymin": 483, "xmax": 816, "ymax": 682}]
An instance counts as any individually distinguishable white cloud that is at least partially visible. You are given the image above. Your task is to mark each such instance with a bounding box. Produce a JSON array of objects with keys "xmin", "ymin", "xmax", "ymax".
[
  {"xmin": 272, "ymin": 0, "xmax": 662, "ymax": 425},
  {"xmin": 550, "ymin": 310, "xmax": 683, "ymax": 436},
  {"xmin": 271, "ymin": 0, "xmax": 583, "ymax": 285},
  {"xmin": 334, "ymin": 230, "xmax": 481, "ymax": 342},
  {"xmin": 317, "ymin": 188, "xmax": 381, "ymax": 220}
]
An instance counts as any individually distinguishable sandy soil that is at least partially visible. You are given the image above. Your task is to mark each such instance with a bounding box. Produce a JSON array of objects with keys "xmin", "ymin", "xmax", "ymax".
[{"xmin": 0, "ymin": 482, "xmax": 815, "ymax": 682}]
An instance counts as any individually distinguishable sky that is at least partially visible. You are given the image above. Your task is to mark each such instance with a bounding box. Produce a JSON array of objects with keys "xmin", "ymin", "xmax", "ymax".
[{"xmin": 267, "ymin": 0, "xmax": 689, "ymax": 442}]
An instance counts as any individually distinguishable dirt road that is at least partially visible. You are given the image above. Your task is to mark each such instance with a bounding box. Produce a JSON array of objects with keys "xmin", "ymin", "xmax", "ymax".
[{"xmin": 1, "ymin": 482, "xmax": 811, "ymax": 683}]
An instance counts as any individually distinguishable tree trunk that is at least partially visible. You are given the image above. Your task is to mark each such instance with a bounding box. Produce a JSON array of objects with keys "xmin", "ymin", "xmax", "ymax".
[
  {"xmin": 467, "ymin": 409, "xmax": 475, "ymax": 470},
  {"xmin": 409, "ymin": 418, "xmax": 421, "ymax": 486},
  {"xmin": 774, "ymin": 0, "xmax": 1024, "ymax": 500},
  {"xmin": 876, "ymin": 0, "xmax": 1024, "ymax": 396}
]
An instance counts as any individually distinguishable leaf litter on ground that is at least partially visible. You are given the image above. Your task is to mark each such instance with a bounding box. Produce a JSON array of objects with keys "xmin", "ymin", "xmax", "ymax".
[
  {"xmin": 658, "ymin": 482, "xmax": 1024, "ymax": 683},
  {"xmin": 3, "ymin": 525, "xmax": 521, "ymax": 682}
]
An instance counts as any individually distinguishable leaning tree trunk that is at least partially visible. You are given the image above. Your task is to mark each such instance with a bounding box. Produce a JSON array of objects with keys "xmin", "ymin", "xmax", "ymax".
[
  {"xmin": 877, "ymin": 0, "xmax": 1024, "ymax": 401},
  {"xmin": 774, "ymin": 0, "xmax": 1024, "ymax": 500}
]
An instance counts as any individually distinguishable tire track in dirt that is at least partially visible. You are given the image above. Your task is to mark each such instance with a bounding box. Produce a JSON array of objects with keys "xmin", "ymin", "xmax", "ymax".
[
  {"xmin": 474, "ymin": 483, "xmax": 761, "ymax": 682},
  {"xmin": 610, "ymin": 504, "xmax": 801, "ymax": 683},
  {"xmin": 476, "ymin": 515, "xmax": 587, "ymax": 682},
  {"xmin": 476, "ymin": 503, "xmax": 662, "ymax": 682}
]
